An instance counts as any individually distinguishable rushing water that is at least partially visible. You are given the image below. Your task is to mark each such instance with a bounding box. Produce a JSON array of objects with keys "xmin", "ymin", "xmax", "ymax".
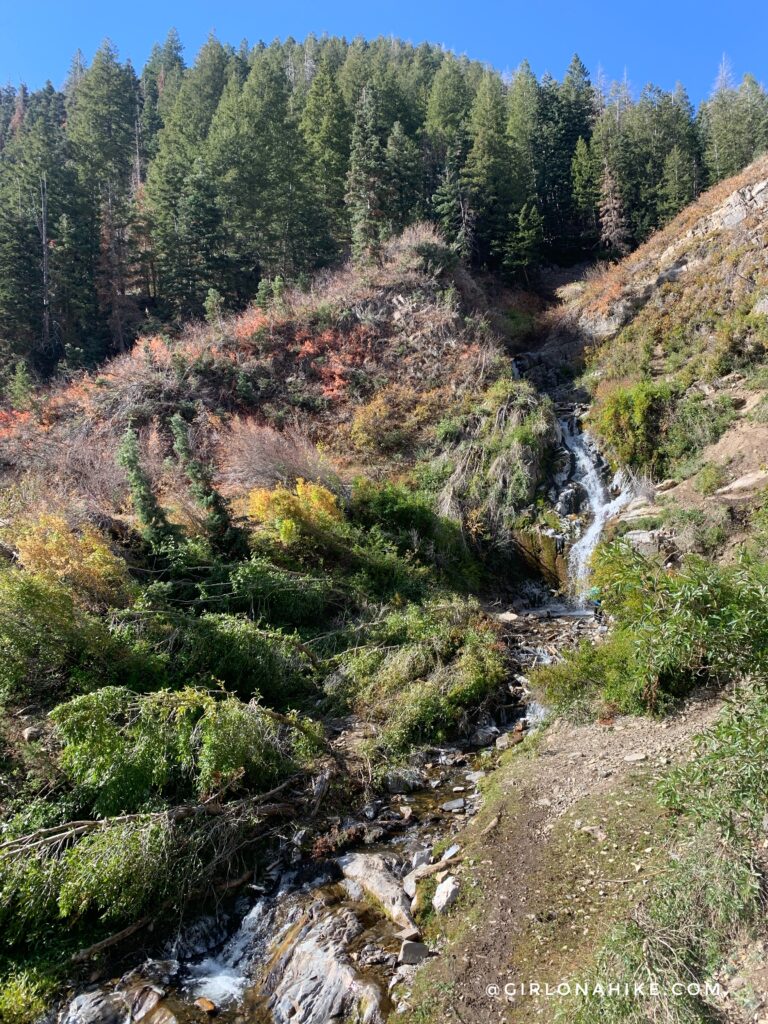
[{"xmin": 560, "ymin": 419, "xmax": 634, "ymax": 601}]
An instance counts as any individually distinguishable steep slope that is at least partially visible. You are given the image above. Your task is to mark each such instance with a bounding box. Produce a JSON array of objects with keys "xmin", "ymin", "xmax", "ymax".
[{"xmin": 523, "ymin": 157, "xmax": 768, "ymax": 561}]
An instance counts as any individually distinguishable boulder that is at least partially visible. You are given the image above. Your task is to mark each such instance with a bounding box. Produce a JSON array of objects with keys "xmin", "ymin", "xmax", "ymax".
[
  {"xmin": 398, "ymin": 941, "xmax": 429, "ymax": 966},
  {"xmin": 338, "ymin": 853, "xmax": 416, "ymax": 930},
  {"xmin": 469, "ymin": 724, "xmax": 500, "ymax": 748},
  {"xmin": 432, "ymin": 876, "xmax": 460, "ymax": 915},
  {"xmin": 59, "ymin": 991, "xmax": 129, "ymax": 1024},
  {"xmin": 440, "ymin": 798, "xmax": 465, "ymax": 813}
]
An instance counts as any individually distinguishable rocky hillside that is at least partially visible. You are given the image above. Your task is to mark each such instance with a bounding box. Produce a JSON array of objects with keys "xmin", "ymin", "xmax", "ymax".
[{"xmin": 524, "ymin": 157, "xmax": 768, "ymax": 561}]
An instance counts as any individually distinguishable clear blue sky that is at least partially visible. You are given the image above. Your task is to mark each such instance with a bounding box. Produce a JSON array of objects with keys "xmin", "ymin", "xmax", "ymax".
[{"xmin": 2, "ymin": 0, "xmax": 767, "ymax": 104}]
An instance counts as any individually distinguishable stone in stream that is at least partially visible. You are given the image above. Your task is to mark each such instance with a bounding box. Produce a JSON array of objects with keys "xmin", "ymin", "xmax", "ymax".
[
  {"xmin": 433, "ymin": 875, "xmax": 460, "ymax": 914},
  {"xmin": 398, "ymin": 941, "xmax": 430, "ymax": 965},
  {"xmin": 469, "ymin": 724, "xmax": 500, "ymax": 747},
  {"xmin": 338, "ymin": 852, "xmax": 416, "ymax": 929},
  {"xmin": 411, "ymin": 848, "xmax": 431, "ymax": 870},
  {"xmin": 257, "ymin": 906, "xmax": 385, "ymax": 1024},
  {"xmin": 440, "ymin": 798, "xmax": 465, "ymax": 813},
  {"xmin": 194, "ymin": 997, "xmax": 217, "ymax": 1014},
  {"xmin": 59, "ymin": 991, "xmax": 130, "ymax": 1024}
]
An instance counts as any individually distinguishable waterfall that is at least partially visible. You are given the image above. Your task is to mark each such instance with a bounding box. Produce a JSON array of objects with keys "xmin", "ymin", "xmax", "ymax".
[{"xmin": 560, "ymin": 420, "xmax": 634, "ymax": 602}]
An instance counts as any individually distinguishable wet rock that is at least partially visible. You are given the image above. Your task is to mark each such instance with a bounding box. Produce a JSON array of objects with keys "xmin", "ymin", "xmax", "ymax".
[
  {"xmin": 338, "ymin": 853, "xmax": 416, "ymax": 929},
  {"xmin": 194, "ymin": 997, "xmax": 217, "ymax": 1015},
  {"xmin": 340, "ymin": 878, "xmax": 366, "ymax": 901},
  {"xmin": 433, "ymin": 876, "xmax": 460, "ymax": 914},
  {"xmin": 258, "ymin": 906, "xmax": 385, "ymax": 1024},
  {"xmin": 123, "ymin": 985, "xmax": 164, "ymax": 1022},
  {"xmin": 410, "ymin": 849, "xmax": 431, "ymax": 870},
  {"xmin": 398, "ymin": 941, "xmax": 429, "ymax": 965},
  {"xmin": 383, "ymin": 768, "xmax": 424, "ymax": 794},
  {"xmin": 440, "ymin": 798, "xmax": 465, "ymax": 813},
  {"xmin": 495, "ymin": 731, "xmax": 523, "ymax": 751},
  {"xmin": 143, "ymin": 1010, "xmax": 177, "ymax": 1024},
  {"xmin": 59, "ymin": 991, "xmax": 129, "ymax": 1024},
  {"xmin": 469, "ymin": 724, "xmax": 500, "ymax": 748}
]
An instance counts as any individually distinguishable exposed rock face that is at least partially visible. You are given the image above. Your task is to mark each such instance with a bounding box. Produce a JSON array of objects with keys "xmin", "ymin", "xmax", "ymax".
[
  {"xmin": 257, "ymin": 906, "xmax": 384, "ymax": 1024},
  {"xmin": 338, "ymin": 852, "xmax": 416, "ymax": 930}
]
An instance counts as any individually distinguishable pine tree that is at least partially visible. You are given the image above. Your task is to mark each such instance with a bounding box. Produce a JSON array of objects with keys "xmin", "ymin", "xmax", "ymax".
[
  {"xmin": 432, "ymin": 151, "xmax": 474, "ymax": 257},
  {"xmin": 345, "ymin": 86, "xmax": 388, "ymax": 263},
  {"xmin": 384, "ymin": 121, "xmax": 422, "ymax": 234},
  {"xmin": 503, "ymin": 202, "xmax": 544, "ymax": 283},
  {"xmin": 598, "ymin": 164, "xmax": 630, "ymax": 256},
  {"xmin": 462, "ymin": 72, "xmax": 511, "ymax": 264},
  {"xmin": 506, "ymin": 61, "xmax": 541, "ymax": 208},
  {"xmin": 571, "ymin": 136, "xmax": 599, "ymax": 242},
  {"xmin": 206, "ymin": 47, "xmax": 331, "ymax": 288},
  {"xmin": 660, "ymin": 145, "xmax": 695, "ymax": 220},
  {"xmin": 170, "ymin": 413, "xmax": 246, "ymax": 557},
  {"xmin": 300, "ymin": 57, "xmax": 351, "ymax": 245},
  {"xmin": 147, "ymin": 36, "xmax": 232, "ymax": 314},
  {"xmin": 425, "ymin": 57, "xmax": 471, "ymax": 158},
  {"xmin": 66, "ymin": 41, "xmax": 140, "ymax": 353},
  {"xmin": 117, "ymin": 429, "xmax": 173, "ymax": 548}
]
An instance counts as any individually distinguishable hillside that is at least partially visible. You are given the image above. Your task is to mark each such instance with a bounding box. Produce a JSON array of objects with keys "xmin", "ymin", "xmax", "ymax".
[
  {"xmin": 4, "ymin": 163, "xmax": 768, "ymax": 1024},
  {"xmin": 0, "ymin": 227, "xmax": 560, "ymax": 1021}
]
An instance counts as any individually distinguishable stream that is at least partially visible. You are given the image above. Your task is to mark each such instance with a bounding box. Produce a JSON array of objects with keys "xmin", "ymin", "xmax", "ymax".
[{"xmin": 59, "ymin": 418, "xmax": 629, "ymax": 1024}]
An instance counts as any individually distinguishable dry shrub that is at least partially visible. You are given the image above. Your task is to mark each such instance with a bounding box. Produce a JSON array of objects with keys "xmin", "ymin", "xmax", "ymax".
[
  {"xmin": 15, "ymin": 513, "xmax": 133, "ymax": 608},
  {"xmin": 217, "ymin": 418, "xmax": 339, "ymax": 494},
  {"xmin": 348, "ymin": 383, "xmax": 444, "ymax": 454}
]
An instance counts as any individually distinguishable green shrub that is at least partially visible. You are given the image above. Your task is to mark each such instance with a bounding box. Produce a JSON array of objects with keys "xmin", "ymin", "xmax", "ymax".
[
  {"xmin": 337, "ymin": 599, "xmax": 506, "ymax": 752},
  {"xmin": 591, "ymin": 380, "xmax": 673, "ymax": 470},
  {"xmin": 51, "ymin": 687, "xmax": 291, "ymax": 815},
  {"xmin": 0, "ymin": 966, "xmax": 57, "ymax": 1024},
  {"xmin": 693, "ymin": 462, "xmax": 726, "ymax": 496},
  {"xmin": 536, "ymin": 543, "xmax": 768, "ymax": 715}
]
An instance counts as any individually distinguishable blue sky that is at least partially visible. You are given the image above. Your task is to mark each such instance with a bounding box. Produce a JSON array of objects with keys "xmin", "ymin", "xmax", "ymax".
[{"xmin": 1, "ymin": 0, "xmax": 767, "ymax": 103}]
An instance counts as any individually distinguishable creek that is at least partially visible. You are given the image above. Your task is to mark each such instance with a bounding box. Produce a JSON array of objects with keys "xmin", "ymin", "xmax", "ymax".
[{"xmin": 59, "ymin": 419, "xmax": 626, "ymax": 1024}]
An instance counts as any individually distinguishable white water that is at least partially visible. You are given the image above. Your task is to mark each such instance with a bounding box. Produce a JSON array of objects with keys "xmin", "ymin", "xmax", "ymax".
[{"xmin": 561, "ymin": 421, "xmax": 634, "ymax": 601}]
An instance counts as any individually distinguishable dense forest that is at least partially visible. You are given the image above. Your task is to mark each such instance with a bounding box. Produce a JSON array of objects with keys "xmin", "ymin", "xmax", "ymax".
[{"xmin": 1, "ymin": 31, "xmax": 767, "ymax": 389}]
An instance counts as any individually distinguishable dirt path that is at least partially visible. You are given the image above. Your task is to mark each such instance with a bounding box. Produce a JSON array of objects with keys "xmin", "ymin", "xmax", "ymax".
[{"xmin": 400, "ymin": 689, "xmax": 721, "ymax": 1024}]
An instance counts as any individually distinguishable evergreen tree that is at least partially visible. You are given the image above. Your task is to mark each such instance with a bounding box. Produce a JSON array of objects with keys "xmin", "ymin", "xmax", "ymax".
[
  {"xmin": 462, "ymin": 72, "xmax": 510, "ymax": 264},
  {"xmin": 384, "ymin": 121, "xmax": 422, "ymax": 234},
  {"xmin": 170, "ymin": 413, "xmax": 246, "ymax": 558},
  {"xmin": 660, "ymin": 144, "xmax": 696, "ymax": 220},
  {"xmin": 503, "ymin": 202, "xmax": 544, "ymax": 283},
  {"xmin": 432, "ymin": 151, "xmax": 474, "ymax": 257},
  {"xmin": 599, "ymin": 164, "xmax": 630, "ymax": 257},
  {"xmin": 571, "ymin": 136, "xmax": 600, "ymax": 243},
  {"xmin": 425, "ymin": 57, "xmax": 471, "ymax": 159},
  {"xmin": 506, "ymin": 61, "xmax": 541, "ymax": 209},
  {"xmin": 300, "ymin": 57, "xmax": 351, "ymax": 245},
  {"xmin": 346, "ymin": 86, "xmax": 389, "ymax": 262},
  {"xmin": 66, "ymin": 41, "xmax": 140, "ymax": 353}
]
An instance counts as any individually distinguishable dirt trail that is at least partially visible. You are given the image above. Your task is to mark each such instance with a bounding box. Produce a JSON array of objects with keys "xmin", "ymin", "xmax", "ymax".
[{"xmin": 401, "ymin": 689, "xmax": 721, "ymax": 1024}]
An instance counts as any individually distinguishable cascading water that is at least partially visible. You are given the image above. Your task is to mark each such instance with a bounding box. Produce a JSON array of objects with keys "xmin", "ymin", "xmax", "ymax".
[{"xmin": 560, "ymin": 419, "xmax": 634, "ymax": 601}]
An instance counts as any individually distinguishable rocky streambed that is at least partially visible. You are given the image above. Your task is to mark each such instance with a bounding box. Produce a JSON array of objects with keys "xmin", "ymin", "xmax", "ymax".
[{"xmin": 57, "ymin": 605, "xmax": 606, "ymax": 1024}]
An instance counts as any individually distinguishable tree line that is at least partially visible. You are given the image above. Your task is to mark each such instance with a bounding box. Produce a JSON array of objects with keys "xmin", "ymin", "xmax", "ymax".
[{"xmin": 0, "ymin": 33, "xmax": 766, "ymax": 385}]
